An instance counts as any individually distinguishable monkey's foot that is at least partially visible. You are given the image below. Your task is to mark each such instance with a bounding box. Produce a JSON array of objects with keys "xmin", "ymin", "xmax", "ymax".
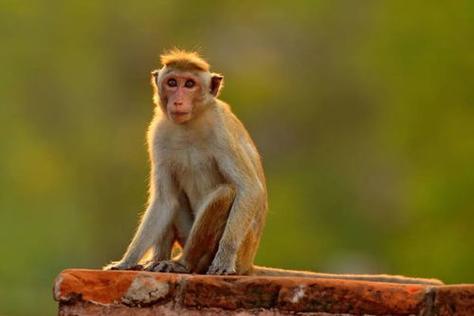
[
  {"xmin": 145, "ymin": 260, "xmax": 189, "ymax": 273},
  {"xmin": 103, "ymin": 261, "xmax": 143, "ymax": 271},
  {"xmin": 207, "ymin": 263, "xmax": 237, "ymax": 275}
]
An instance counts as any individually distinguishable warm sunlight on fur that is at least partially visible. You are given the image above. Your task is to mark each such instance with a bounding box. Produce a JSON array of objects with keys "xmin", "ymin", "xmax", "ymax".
[{"xmin": 160, "ymin": 49, "xmax": 210, "ymax": 71}]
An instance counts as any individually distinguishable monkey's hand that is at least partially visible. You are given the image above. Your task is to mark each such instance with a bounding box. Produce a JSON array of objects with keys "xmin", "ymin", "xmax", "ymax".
[
  {"xmin": 145, "ymin": 260, "xmax": 189, "ymax": 273},
  {"xmin": 103, "ymin": 261, "xmax": 143, "ymax": 271},
  {"xmin": 207, "ymin": 255, "xmax": 237, "ymax": 275}
]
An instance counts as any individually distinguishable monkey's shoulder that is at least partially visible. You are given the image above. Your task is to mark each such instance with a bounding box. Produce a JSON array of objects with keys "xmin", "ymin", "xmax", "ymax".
[{"xmin": 213, "ymin": 102, "xmax": 255, "ymax": 142}]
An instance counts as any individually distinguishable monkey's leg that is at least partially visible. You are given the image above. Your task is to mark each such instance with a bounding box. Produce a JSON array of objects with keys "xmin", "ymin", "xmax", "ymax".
[
  {"xmin": 173, "ymin": 193, "xmax": 194, "ymax": 247},
  {"xmin": 141, "ymin": 226, "xmax": 175, "ymax": 271},
  {"xmin": 152, "ymin": 227, "xmax": 174, "ymax": 261},
  {"xmin": 151, "ymin": 185, "xmax": 236, "ymax": 274},
  {"xmin": 144, "ymin": 201, "xmax": 193, "ymax": 272}
]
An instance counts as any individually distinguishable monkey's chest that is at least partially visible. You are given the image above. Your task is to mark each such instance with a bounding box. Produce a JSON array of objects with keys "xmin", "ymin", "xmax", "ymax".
[{"xmin": 171, "ymin": 148, "xmax": 225, "ymax": 211}]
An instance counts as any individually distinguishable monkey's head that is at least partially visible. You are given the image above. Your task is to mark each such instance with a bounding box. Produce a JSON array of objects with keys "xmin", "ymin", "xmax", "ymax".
[{"xmin": 151, "ymin": 49, "xmax": 223, "ymax": 124}]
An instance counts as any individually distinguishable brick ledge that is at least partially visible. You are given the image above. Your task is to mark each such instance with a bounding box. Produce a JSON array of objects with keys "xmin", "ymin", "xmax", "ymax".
[{"xmin": 53, "ymin": 269, "xmax": 474, "ymax": 315}]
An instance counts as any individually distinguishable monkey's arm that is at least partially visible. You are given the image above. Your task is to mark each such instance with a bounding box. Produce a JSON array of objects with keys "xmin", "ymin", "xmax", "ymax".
[
  {"xmin": 208, "ymin": 137, "xmax": 265, "ymax": 274},
  {"xmin": 104, "ymin": 165, "xmax": 179, "ymax": 270}
]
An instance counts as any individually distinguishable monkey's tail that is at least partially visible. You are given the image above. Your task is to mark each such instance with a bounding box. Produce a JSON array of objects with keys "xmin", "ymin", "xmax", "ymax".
[{"xmin": 251, "ymin": 265, "xmax": 443, "ymax": 285}]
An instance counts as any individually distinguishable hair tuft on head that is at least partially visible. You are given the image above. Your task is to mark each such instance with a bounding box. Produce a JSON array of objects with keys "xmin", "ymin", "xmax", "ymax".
[{"xmin": 160, "ymin": 49, "xmax": 210, "ymax": 72}]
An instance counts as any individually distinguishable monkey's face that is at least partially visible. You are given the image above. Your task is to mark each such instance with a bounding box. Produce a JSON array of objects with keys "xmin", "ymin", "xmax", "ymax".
[{"xmin": 160, "ymin": 71, "xmax": 204, "ymax": 124}]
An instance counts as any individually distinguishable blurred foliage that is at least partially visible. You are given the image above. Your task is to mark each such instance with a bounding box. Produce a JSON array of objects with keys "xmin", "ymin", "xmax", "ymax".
[{"xmin": 0, "ymin": 1, "xmax": 473, "ymax": 315}]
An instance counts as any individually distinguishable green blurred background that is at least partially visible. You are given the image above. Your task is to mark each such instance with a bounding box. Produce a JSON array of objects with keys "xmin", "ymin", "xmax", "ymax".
[{"xmin": 1, "ymin": 1, "xmax": 473, "ymax": 314}]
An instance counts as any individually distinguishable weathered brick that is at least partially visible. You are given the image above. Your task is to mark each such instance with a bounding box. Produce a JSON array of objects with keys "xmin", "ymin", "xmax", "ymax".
[
  {"xmin": 181, "ymin": 275, "xmax": 281, "ymax": 309},
  {"xmin": 433, "ymin": 285, "xmax": 474, "ymax": 316},
  {"xmin": 53, "ymin": 269, "xmax": 474, "ymax": 315},
  {"xmin": 54, "ymin": 269, "xmax": 180, "ymax": 305},
  {"xmin": 277, "ymin": 278, "xmax": 428, "ymax": 315}
]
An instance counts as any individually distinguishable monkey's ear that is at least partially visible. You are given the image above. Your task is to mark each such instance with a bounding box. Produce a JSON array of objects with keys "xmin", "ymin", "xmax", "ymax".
[
  {"xmin": 151, "ymin": 69, "xmax": 159, "ymax": 81},
  {"xmin": 150, "ymin": 69, "xmax": 159, "ymax": 88},
  {"xmin": 210, "ymin": 73, "xmax": 224, "ymax": 97}
]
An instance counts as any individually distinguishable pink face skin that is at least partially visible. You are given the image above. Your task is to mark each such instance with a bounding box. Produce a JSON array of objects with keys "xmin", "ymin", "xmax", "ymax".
[{"xmin": 161, "ymin": 71, "xmax": 203, "ymax": 124}]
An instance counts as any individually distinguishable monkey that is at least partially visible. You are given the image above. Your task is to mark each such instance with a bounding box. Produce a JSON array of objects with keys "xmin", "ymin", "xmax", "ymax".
[{"xmin": 104, "ymin": 49, "xmax": 442, "ymax": 285}]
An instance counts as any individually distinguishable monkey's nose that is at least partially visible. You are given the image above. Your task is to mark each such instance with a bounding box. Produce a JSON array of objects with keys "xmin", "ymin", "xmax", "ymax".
[{"xmin": 174, "ymin": 101, "xmax": 183, "ymax": 106}]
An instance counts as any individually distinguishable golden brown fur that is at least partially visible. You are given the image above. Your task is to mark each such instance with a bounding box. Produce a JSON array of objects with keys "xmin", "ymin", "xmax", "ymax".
[
  {"xmin": 104, "ymin": 50, "xmax": 442, "ymax": 285},
  {"xmin": 160, "ymin": 48, "xmax": 210, "ymax": 72}
]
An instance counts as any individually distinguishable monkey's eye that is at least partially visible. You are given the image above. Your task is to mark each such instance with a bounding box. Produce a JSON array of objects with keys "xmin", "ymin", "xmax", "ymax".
[
  {"xmin": 167, "ymin": 79, "xmax": 177, "ymax": 87},
  {"xmin": 184, "ymin": 79, "xmax": 195, "ymax": 88}
]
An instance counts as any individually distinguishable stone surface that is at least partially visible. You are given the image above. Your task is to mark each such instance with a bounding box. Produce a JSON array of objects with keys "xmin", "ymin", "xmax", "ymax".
[
  {"xmin": 53, "ymin": 269, "xmax": 474, "ymax": 315},
  {"xmin": 122, "ymin": 273, "xmax": 172, "ymax": 306},
  {"xmin": 433, "ymin": 285, "xmax": 474, "ymax": 316}
]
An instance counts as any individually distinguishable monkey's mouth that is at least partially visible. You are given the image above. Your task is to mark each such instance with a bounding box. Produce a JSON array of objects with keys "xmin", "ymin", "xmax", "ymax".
[
  {"xmin": 171, "ymin": 111, "xmax": 189, "ymax": 116},
  {"xmin": 170, "ymin": 111, "xmax": 191, "ymax": 123}
]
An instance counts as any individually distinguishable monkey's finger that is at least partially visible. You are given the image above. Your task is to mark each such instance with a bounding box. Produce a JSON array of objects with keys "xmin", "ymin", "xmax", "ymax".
[
  {"xmin": 207, "ymin": 265, "xmax": 236, "ymax": 275},
  {"xmin": 154, "ymin": 261, "xmax": 171, "ymax": 272},
  {"xmin": 223, "ymin": 270, "xmax": 237, "ymax": 275},
  {"xmin": 220, "ymin": 269, "xmax": 237, "ymax": 275},
  {"xmin": 103, "ymin": 262, "xmax": 133, "ymax": 271},
  {"xmin": 129, "ymin": 264, "xmax": 144, "ymax": 271},
  {"xmin": 144, "ymin": 262, "xmax": 159, "ymax": 271}
]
